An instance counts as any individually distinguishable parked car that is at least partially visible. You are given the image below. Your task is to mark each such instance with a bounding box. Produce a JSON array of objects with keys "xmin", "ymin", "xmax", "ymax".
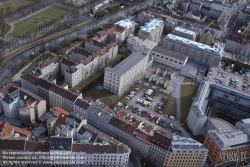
[
  {"xmin": 163, "ymin": 114, "xmax": 168, "ymax": 117},
  {"xmin": 170, "ymin": 116, "xmax": 176, "ymax": 120},
  {"xmin": 125, "ymin": 96, "xmax": 130, "ymax": 100},
  {"xmin": 125, "ymin": 106, "xmax": 129, "ymax": 110}
]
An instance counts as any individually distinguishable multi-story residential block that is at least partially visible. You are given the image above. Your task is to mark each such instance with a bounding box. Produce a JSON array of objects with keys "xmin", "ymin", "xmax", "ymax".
[
  {"xmin": 189, "ymin": 1, "xmax": 202, "ymax": 13},
  {"xmin": 35, "ymin": 57, "xmax": 60, "ymax": 78},
  {"xmin": 237, "ymin": 5, "xmax": 250, "ymax": 21},
  {"xmin": 1, "ymin": 84, "xmax": 46, "ymax": 124},
  {"xmin": 114, "ymin": 19, "xmax": 136, "ymax": 39},
  {"xmin": 199, "ymin": 30, "xmax": 214, "ymax": 45},
  {"xmin": 73, "ymin": 98, "xmax": 90, "ymax": 119},
  {"xmin": 225, "ymin": 30, "xmax": 250, "ymax": 57},
  {"xmin": 0, "ymin": 120, "xmax": 31, "ymax": 140},
  {"xmin": 138, "ymin": 18, "xmax": 164, "ymax": 42},
  {"xmin": 87, "ymin": 103, "xmax": 113, "ymax": 134},
  {"xmin": 163, "ymin": 135, "xmax": 208, "ymax": 167},
  {"xmin": 151, "ymin": 45, "xmax": 188, "ymax": 69},
  {"xmin": 137, "ymin": 11, "xmax": 157, "ymax": 24},
  {"xmin": 20, "ymin": 74, "xmax": 84, "ymax": 113},
  {"xmin": 127, "ymin": 36, "xmax": 144, "ymax": 52},
  {"xmin": 0, "ymin": 124, "xmax": 131, "ymax": 167},
  {"xmin": 172, "ymin": 27, "xmax": 198, "ymax": 40},
  {"xmin": 163, "ymin": 33, "xmax": 224, "ymax": 67},
  {"xmin": 108, "ymin": 117, "xmax": 171, "ymax": 166},
  {"xmin": 181, "ymin": 0, "xmax": 190, "ymax": 13},
  {"xmin": 186, "ymin": 76, "xmax": 250, "ymax": 136},
  {"xmin": 104, "ymin": 43, "xmax": 155, "ymax": 95}
]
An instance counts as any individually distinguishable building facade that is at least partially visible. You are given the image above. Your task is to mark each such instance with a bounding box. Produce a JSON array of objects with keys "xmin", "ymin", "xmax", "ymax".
[
  {"xmin": 138, "ymin": 18, "xmax": 164, "ymax": 42},
  {"xmin": 163, "ymin": 33, "xmax": 224, "ymax": 67}
]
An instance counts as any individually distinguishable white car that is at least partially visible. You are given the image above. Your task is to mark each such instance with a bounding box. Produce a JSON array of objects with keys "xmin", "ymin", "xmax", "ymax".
[
  {"xmin": 125, "ymin": 106, "xmax": 129, "ymax": 110},
  {"xmin": 125, "ymin": 96, "xmax": 130, "ymax": 100},
  {"xmin": 170, "ymin": 116, "xmax": 176, "ymax": 120}
]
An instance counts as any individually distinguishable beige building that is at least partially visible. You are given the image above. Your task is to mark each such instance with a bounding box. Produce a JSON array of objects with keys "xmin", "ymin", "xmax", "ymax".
[
  {"xmin": 163, "ymin": 34, "xmax": 224, "ymax": 67},
  {"xmin": 138, "ymin": 18, "xmax": 164, "ymax": 42},
  {"xmin": 164, "ymin": 135, "xmax": 208, "ymax": 167},
  {"xmin": 151, "ymin": 45, "xmax": 188, "ymax": 69}
]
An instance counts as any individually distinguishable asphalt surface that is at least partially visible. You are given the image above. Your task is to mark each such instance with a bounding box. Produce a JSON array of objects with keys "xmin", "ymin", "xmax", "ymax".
[{"xmin": 117, "ymin": 86, "xmax": 191, "ymax": 138}]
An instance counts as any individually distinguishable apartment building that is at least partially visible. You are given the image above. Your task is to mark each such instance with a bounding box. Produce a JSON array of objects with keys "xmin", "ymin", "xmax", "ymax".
[
  {"xmin": 199, "ymin": 30, "xmax": 214, "ymax": 45},
  {"xmin": 163, "ymin": 33, "xmax": 224, "ymax": 67},
  {"xmin": 172, "ymin": 27, "xmax": 198, "ymax": 40},
  {"xmin": 127, "ymin": 36, "xmax": 144, "ymax": 52},
  {"xmin": 225, "ymin": 31, "xmax": 250, "ymax": 57},
  {"xmin": 138, "ymin": 18, "xmax": 164, "ymax": 42},
  {"xmin": 114, "ymin": 19, "xmax": 136, "ymax": 39},
  {"xmin": 137, "ymin": 11, "xmax": 157, "ymax": 24},
  {"xmin": 151, "ymin": 45, "xmax": 188, "ymax": 70},
  {"xmin": 189, "ymin": 1, "xmax": 202, "ymax": 13},
  {"xmin": 87, "ymin": 104, "xmax": 113, "ymax": 134},
  {"xmin": 108, "ymin": 117, "xmax": 171, "ymax": 166},
  {"xmin": 164, "ymin": 136, "xmax": 208, "ymax": 167},
  {"xmin": 35, "ymin": 56, "xmax": 60, "ymax": 78},
  {"xmin": 21, "ymin": 74, "xmax": 85, "ymax": 113},
  {"xmin": 73, "ymin": 98, "xmax": 90, "ymax": 119},
  {"xmin": 1, "ymin": 84, "xmax": 46, "ymax": 124},
  {"xmin": 0, "ymin": 120, "xmax": 31, "ymax": 140},
  {"xmin": 104, "ymin": 44, "xmax": 155, "ymax": 95},
  {"xmin": 186, "ymin": 78, "xmax": 250, "ymax": 136},
  {"xmin": 0, "ymin": 125, "xmax": 131, "ymax": 167},
  {"xmin": 181, "ymin": 0, "xmax": 190, "ymax": 13}
]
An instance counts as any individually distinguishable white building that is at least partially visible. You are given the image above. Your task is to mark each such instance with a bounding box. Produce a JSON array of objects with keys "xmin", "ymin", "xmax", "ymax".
[
  {"xmin": 163, "ymin": 34, "xmax": 224, "ymax": 67},
  {"xmin": 163, "ymin": 135, "xmax": 208, "ymax": 167},
  {"xmin": 138, "ymin": 18, "xmax": 164, "ymax": 42},
  {"xmin": 127, "ymin": 36, "xmax": 143, "ymax": 52},
  {"xmin": 114, "ymin": 19, "xmax": 136, "ymax": 39},
  {"xmin": 151, "ymin": 45, "xmax": 188, "ymax": 69},
  {"xmin": 104, "ymin": 45, "xmax": 154, "ymax": 95}
]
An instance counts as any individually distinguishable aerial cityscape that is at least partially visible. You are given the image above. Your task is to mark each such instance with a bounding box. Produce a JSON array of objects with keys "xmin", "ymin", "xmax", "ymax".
[{"xmin": 0, "ymin": 0, "xmax": 250, "ymax": 166}]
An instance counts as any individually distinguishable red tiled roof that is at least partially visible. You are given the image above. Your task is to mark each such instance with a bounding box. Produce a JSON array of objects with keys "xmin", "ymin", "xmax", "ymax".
[
  {"xmin": 109, "ymin": 117, "xmax": 136, "ymax": 135},
  {"xmin": 25, "ymin": 141, "xmax": 49, "ymax": 152},
  {"xmin": 74, "ymin": 98, "xmax": 90, "ymax": 110}
]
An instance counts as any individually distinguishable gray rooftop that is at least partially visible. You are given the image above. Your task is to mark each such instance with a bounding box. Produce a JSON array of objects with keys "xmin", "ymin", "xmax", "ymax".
[
  {"xmin": 209, "ymin": 129, "xmax": 250, "ymax": 150},
  {"xmin": 209, "ymin": 118, "xmax": 235, "ymax": 131},
  {"xmin": 171, "ymin": 136, "xmax": 206, "ymax": 150},
  {"xmin": 105, "ymin": 50, "xmax": 148, "ymax": 76},
  {"xmin": 152, "ymin": 45, "xmax": 188, "ymax": 61}
]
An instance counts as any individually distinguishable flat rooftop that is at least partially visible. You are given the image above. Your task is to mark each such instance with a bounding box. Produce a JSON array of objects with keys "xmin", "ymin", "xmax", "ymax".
[
  {"xmin": 209, "ymin": 129, "xmax": 250, "ymax": 150},
  {"xmin": 152, "ymin": 45, "xmax": 188, "ymax": 61},
  {"xmin": 171, "ymin": 136, "xmax": 206, "ymax": 150},
  {"xmin": 209, "ymin": 118, "xmax": 235, "ymax": 131},
  {"xmin": 105, "ymin": 50, "xmax": 147, "ymax": 76},
  {"xmin": 174, "ymin": 27, "xmax": 196, "ymax": 36},
  {"xmin": 115, "ymin": 19, "xmax": 134, "ymax": 29},
  {"xmin": 140, "ymin": 19, "xmax": 163, "ymax": 32},
  {"xmin": 165, "ymin": 34, "xmax": 224, "ymax": 56}
]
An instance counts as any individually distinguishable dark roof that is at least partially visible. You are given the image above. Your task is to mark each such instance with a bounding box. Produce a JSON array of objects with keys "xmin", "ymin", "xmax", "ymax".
[
  {"xmin": 50, "ymin": 137, "xmax": 72, "ymax": 151},
  {"xmin": 38, "ymin": 79, "xmax": 52, "ymax": 90},
  {"xmin": 62, "ymin": 90, "xmax": 78, "ymax": 102},
  {"xmin": 0, "ymin": 140, "xmax": 25, "ymax": 150},
  {"xmin": 25, "ymin": 141, "xmax": 49, "ymax": 152},
  {"xmin": 0, "ymin": 116, "xmax": 23, "ymax": 127},
  {"xmin": 108, "ymin": 117, "xmax": 136, "ymax": 135},
  {"xmin": 20, "ymin": 74, "xmax": 39, "ymax": 85},
  {"xmin": 72, "ymin": 144, "xmax": 125, "ymax": 154},
  {"xmin": 74, "ymin": 99, "xmax": 90, "ymax": 110},
  {"xmin": 0, "ymin": 85, "xmax": 17, "ymax": 96}
]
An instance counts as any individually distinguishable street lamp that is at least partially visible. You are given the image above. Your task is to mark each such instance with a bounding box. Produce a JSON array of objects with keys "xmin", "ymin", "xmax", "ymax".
[{"xmin": 31, "ymin": 51, "xmax": 35, "ymax": 62}]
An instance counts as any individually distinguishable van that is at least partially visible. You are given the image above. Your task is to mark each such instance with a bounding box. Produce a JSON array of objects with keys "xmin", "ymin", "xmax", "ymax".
[{"xmin": 170, "ymin": 116, "xmax": 175, "ymax": 120}]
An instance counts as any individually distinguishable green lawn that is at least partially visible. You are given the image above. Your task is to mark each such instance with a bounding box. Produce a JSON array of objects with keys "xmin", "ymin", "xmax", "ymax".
[
  {"xmin": 11, "ymin": 6, "xmax": 71, "ymax": 37},
  {"xmin": 34, "ymin": 53, "xmax": 55, "ymax": 63},
  {"xmin": 0, "ymin": 0, "xmax": 36, "ymax": 15},
  {"xmin": 180, "ymin": 85, "xmax": 199, "ymax": 123},
  {"xmin": 83, "ymin": 87, "xmax": 119, "ymax": 107},
  {"xmin": 162, "ymin": 95, "xmax": 177, "ymax": 117},
  {"xmin": 22, "ymin": 53, "xmax": 55, "ymax": 74},
  {"xmin": 183, "ymin": 77, "xmax": 194, "ymax": 83},
  {"xmin": 72, "ymin": 73, "xmax": 101, "ymax": 91}
]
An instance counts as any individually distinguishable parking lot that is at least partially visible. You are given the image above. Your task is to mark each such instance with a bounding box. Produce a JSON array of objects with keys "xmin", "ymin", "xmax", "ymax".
[{"xmin": 117, "ymin": 85, "xmax": 191, "ymax": 138}]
